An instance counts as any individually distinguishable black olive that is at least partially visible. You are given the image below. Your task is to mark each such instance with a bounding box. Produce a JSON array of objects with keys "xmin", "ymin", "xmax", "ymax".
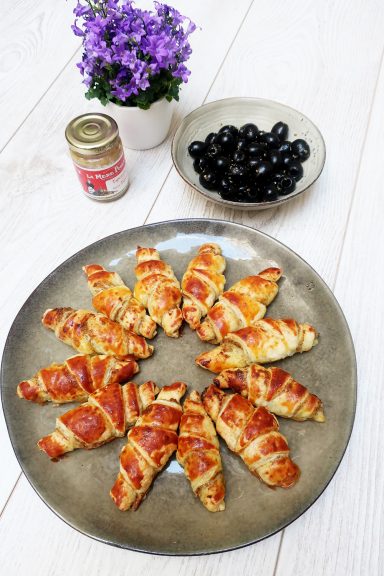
[
  {"xmin": 268, "ymin": 150, "xmax": 283, "ymax": 169},
  {"xmin": 281, "ymin": 153, "xmax": 294, "ymax": 167},
  {"xmin": 213, "ymin": 156, "xmax": 230, "ymax": 172},
  {"xmin": 262, "ymin": 187, "xmax": 279, "ymax": 202},
  {"xmin": 278, "ymin": 141, "xmax": 292, "ymax": 154},
  {"xmin": 235, "ymin": 185, "xmax": 252, "ymax": 201},
  {"xmin": 229, "ymin": 163, "xmax": 248, "ymax": 179},
  {"xmin": 199, "ymin": 171, "xmax": 217, "ymax": 190},
  {"xmin": 219, "ymin": 176, "xmax": 235, "ymax": 192},
  {"xmin": 247, "ymin": 142, "xmax": 266, "ymax": 158},
  {"xmin": 247, "ymin": 157, "xmax": 261, "ymax": 171},
  {"xmin": 255, "ymin": 160, "xmax": 273, "ymax": 179},
  {"xmin": 278, "ymin": 175, "xmax": 296, "ymax": 195},
  {"xmin": 216, "ymin": 131, "xmax": 236, "ymax": 153},
  {"xmin": 193, "ymin": 156, "xmax": 211, "ymax": 174},
  {"xmin": 219, "ymin": 189, "xmax": 237, "ymax": 201},
  {"xmin": 206, "ymin": 143, "xmax": 223, "ymax": 159},
  {"xmin": 260, "ymin": 132, "xmax": 280, "ymax": 149},
  {"xmin": 219, "ymin": 177, "xmax": 238, "ymax": 200},
  {"xmin": 236, "ymin": 138, "xmax": 248, "ymax": 152},
  {"xmin": 218, "ymin": 125, "xmax": 239, "ymax": 139},
  {"xmin": 271, "ymin": 170, "xmax": 287, "ymax": 185},
  {"xmin": 188, "ymin": 141, "xmax": 207, "ymax": 158},
  {"xmin": 287, "ymin": 160, "xmax": 304, "ymax": 181},
  {"xmin": 239, "ymin": 123, "xmax": 259, "ymax": 142},
  {"xmin": 205, "ymin": 132, "xmax": 218, "ymax": 145},
  {"xmin": 271, "ymin": 121, "xmax": 289, "ymax": 142},
  {"xmin": 291, "ymin": 139, "xmax": 310, "ymax": 161},
  {"xmin": 246, "ymin": 183, "xmax": 262, "ymax": 202},
  {"xmin": 232, "ymin": 150, "xmax": 246, "ymax": 163},
  {"xmin": 262, "ymin": 184, "xmax": 279, "ymax": 202}
]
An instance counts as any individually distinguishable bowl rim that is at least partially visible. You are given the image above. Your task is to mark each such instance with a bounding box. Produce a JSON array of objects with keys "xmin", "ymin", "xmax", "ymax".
[{"xmin": 171, "ymin": 96, "xmax": 326, "ymax": 210}]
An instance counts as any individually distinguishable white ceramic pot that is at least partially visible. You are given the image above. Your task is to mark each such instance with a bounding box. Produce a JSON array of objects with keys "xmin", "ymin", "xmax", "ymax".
[{"xmin": 105, "ymin": 97, "xmax": 174, "ymax": 150}]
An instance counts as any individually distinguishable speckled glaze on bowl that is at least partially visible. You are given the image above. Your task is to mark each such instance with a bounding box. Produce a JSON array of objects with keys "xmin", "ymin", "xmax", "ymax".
[
  {"xmin": 1, "ymin": 219, "xmax": 355, "ymax": 555},
  {"xmin": 172, "ymin": 98, "xmax": 326, "ymax": 210}
]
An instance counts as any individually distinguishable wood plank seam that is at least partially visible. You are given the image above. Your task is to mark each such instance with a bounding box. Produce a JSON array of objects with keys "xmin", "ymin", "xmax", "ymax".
[
  {"xmin": 0, "ymin": 472, "xmax": 22, "ymax": 519},
  {"xmin": 272, "ymin": 529, "xmax": 285, "ymax": 576}
]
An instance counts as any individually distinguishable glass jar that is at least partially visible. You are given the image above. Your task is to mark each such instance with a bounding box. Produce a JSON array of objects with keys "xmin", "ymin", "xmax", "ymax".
[{"xmin": 65, "ymin": 113, "xmax": 129, "ymax": 201}]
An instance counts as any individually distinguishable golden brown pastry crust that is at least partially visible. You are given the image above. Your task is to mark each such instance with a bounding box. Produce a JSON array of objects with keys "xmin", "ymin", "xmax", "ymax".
[
  {"xmin": 196, "ymin": 268, "xmax": 282, "ymax": 343},
  {"xmin": 83, "ymin": 264, "xmax": 157, "ymax": 339},
  {"xmin": 17, "ymin": 354, "xmax": 139, "ymax": 404},
  {"xmin": 177, "ymin": 390, "xmax": 225, "ymax": 512},
  {"xmin": 214, "ymin": 364, "xmax": 325, "ymax": 422},
  {"xmin": 110, "ymin": 382, "xmax": 187, "ymax": 511},
  {"xmin": 134, "ymin": 247, "xmax": 183, "ymax": 338},
  {"xmin": 202, "ymin": 385, "xmax": 300, "ymax": 488},
  {"xmin": 196, "ymin": 319, "xmax": 318, "ymax": 373},
  {"xmin": 181, "ymin": 244, "xmax": 226, "ymax": 330},
  {"xmin": 42, "ymin": 307, "xmax": 153, "ymax": 358},
  {"xmin": 37, "ymin": 381, "xmax": 158, "ymax": 459}
]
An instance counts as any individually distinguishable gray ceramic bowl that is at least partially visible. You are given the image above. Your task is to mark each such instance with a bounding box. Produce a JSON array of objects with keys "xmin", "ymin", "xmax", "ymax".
[
  {"xmin": 172, "ymin": 97, "xmax": 326, "ymax": 210},
  {"xmin": 1, "ymin": 220, "xmax": 355, "ymax": 555}
]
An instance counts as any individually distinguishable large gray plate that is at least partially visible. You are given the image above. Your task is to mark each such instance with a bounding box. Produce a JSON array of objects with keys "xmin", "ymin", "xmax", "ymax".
[{"xmin": 1, "ymin": 219, "xmax": 356, "ymax": 555}]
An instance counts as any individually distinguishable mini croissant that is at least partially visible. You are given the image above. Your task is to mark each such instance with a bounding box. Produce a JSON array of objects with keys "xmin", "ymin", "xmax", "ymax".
[
  {"xmin": 38, "ymin": 380, "xmax": 158, "ymax": 459},
  {"xmin": 203, "ymin": 385, "xmax": 300, "ymax": 488},
  {"xmin": 196, "ymin": 268, "xmax": 282, "ymax": 343},
  {"xmin": 177, "ymin": 390, "xmax": 225, "ymax": 512},
  {"xmin": 134, "ymin": 247, "xmax": 183, "ymax": 338},
  {"xmin": 181, "ymin": 244, "xmax": 226, "ymax": 330},
  {"xmin": 17, "ymin": 354, "xmax": 139, "ymax": 404},
  {"xmin": 83, "ymin": 264, "xmax": 157, "ymax": 339},
  {"xmin": 214, "ymin": 364, "xmax": 325, "ymax": 422},
  {"xmin": 196, "ymin": 319, "xmax": 318, "ymax": 373},
  {"xmin": 42, "ymin": 307, "xmax": 153, "ymax": 359},
  {"xmin": 110, "ymin": 381, "xmax": 187, "ymax": 511}
]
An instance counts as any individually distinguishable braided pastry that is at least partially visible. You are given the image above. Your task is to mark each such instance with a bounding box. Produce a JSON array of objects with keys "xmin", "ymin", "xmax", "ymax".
[
  {"xmin": 83, "ymin": 264, "xmax": 156, "ymax": 339},
  {"xmin": 181, "ymin": 244, "xmax": 226, "ymax": 330},
  {"xmin": 214, "ymin": 364, "xmax": 325, "ymax": 422},
  {"xmin": 203, "ymin": 385, "xmax": 300, "ymax": 488},
  {"xmin": 110, "ymin": 381, "xmax": 187, "ymax": 511},
  {"xmin": 17, "ymin": 354, "xmax": 139, "ymax": 404},
  {"xmin": 196, "ymin": 319, "xmax": 318, "ymax": 373},
  {"xmin": 196, "ymin": 268, "xmax": 282, "ymax": 343},
  {"xmin": 177, "ymin": 390, "xmax": 225, "ymax": 512},
  {"xmin": 38, "ymin": 380, "xmax": 158, "ymax": 459},
  {"xmin": 42, "ymin": 307, "xmax": 153, "ymax": 359}
]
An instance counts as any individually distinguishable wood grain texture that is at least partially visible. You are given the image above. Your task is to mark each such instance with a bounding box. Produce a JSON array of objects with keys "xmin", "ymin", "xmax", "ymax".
[
  {"xmin": 0, "ymin": 475, "xmax": 280, "ymax": 576},
  {"xmin": 1, "ymin": 0, "xmax": 384, "ymax": 573},
  {"xmin": 275, "ymin": 49, "xmax": 384, "ymax": 576},
  {"xmin": 0, "ymin": 0, "xmax": 80, "ymax": 151}
]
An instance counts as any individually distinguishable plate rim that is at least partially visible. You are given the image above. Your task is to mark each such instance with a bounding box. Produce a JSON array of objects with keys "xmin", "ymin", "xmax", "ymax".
[
  {"xmin": 0, "ymin": 217, "xmax": 356, "ymax": 556},
  {"xmin": 171, "ymin": 96, "xmax": 327, "ymax": 210}
]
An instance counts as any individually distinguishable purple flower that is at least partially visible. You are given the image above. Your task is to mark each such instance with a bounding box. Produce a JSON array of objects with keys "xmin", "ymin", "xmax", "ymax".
[{"xmin": 72, "ymin": 0, "xmax": 196, "ymax": 107}]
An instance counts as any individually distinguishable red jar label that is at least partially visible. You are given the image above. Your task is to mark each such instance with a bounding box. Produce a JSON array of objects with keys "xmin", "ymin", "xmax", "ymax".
[{"xmin": 73, "ymin": 153, "xmax": 129, "ymax": 200}]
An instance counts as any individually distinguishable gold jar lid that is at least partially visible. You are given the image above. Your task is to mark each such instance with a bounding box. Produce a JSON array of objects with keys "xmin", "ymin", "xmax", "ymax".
[{"xmin": 65, "ymin": 113, "xmax": 119, "ymax": 155}]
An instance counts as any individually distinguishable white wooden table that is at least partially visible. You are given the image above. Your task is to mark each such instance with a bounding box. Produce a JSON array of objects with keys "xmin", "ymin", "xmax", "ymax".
[{"xmin": 1, "ymin": 1, "xmax": 383, "ymax": 574}]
